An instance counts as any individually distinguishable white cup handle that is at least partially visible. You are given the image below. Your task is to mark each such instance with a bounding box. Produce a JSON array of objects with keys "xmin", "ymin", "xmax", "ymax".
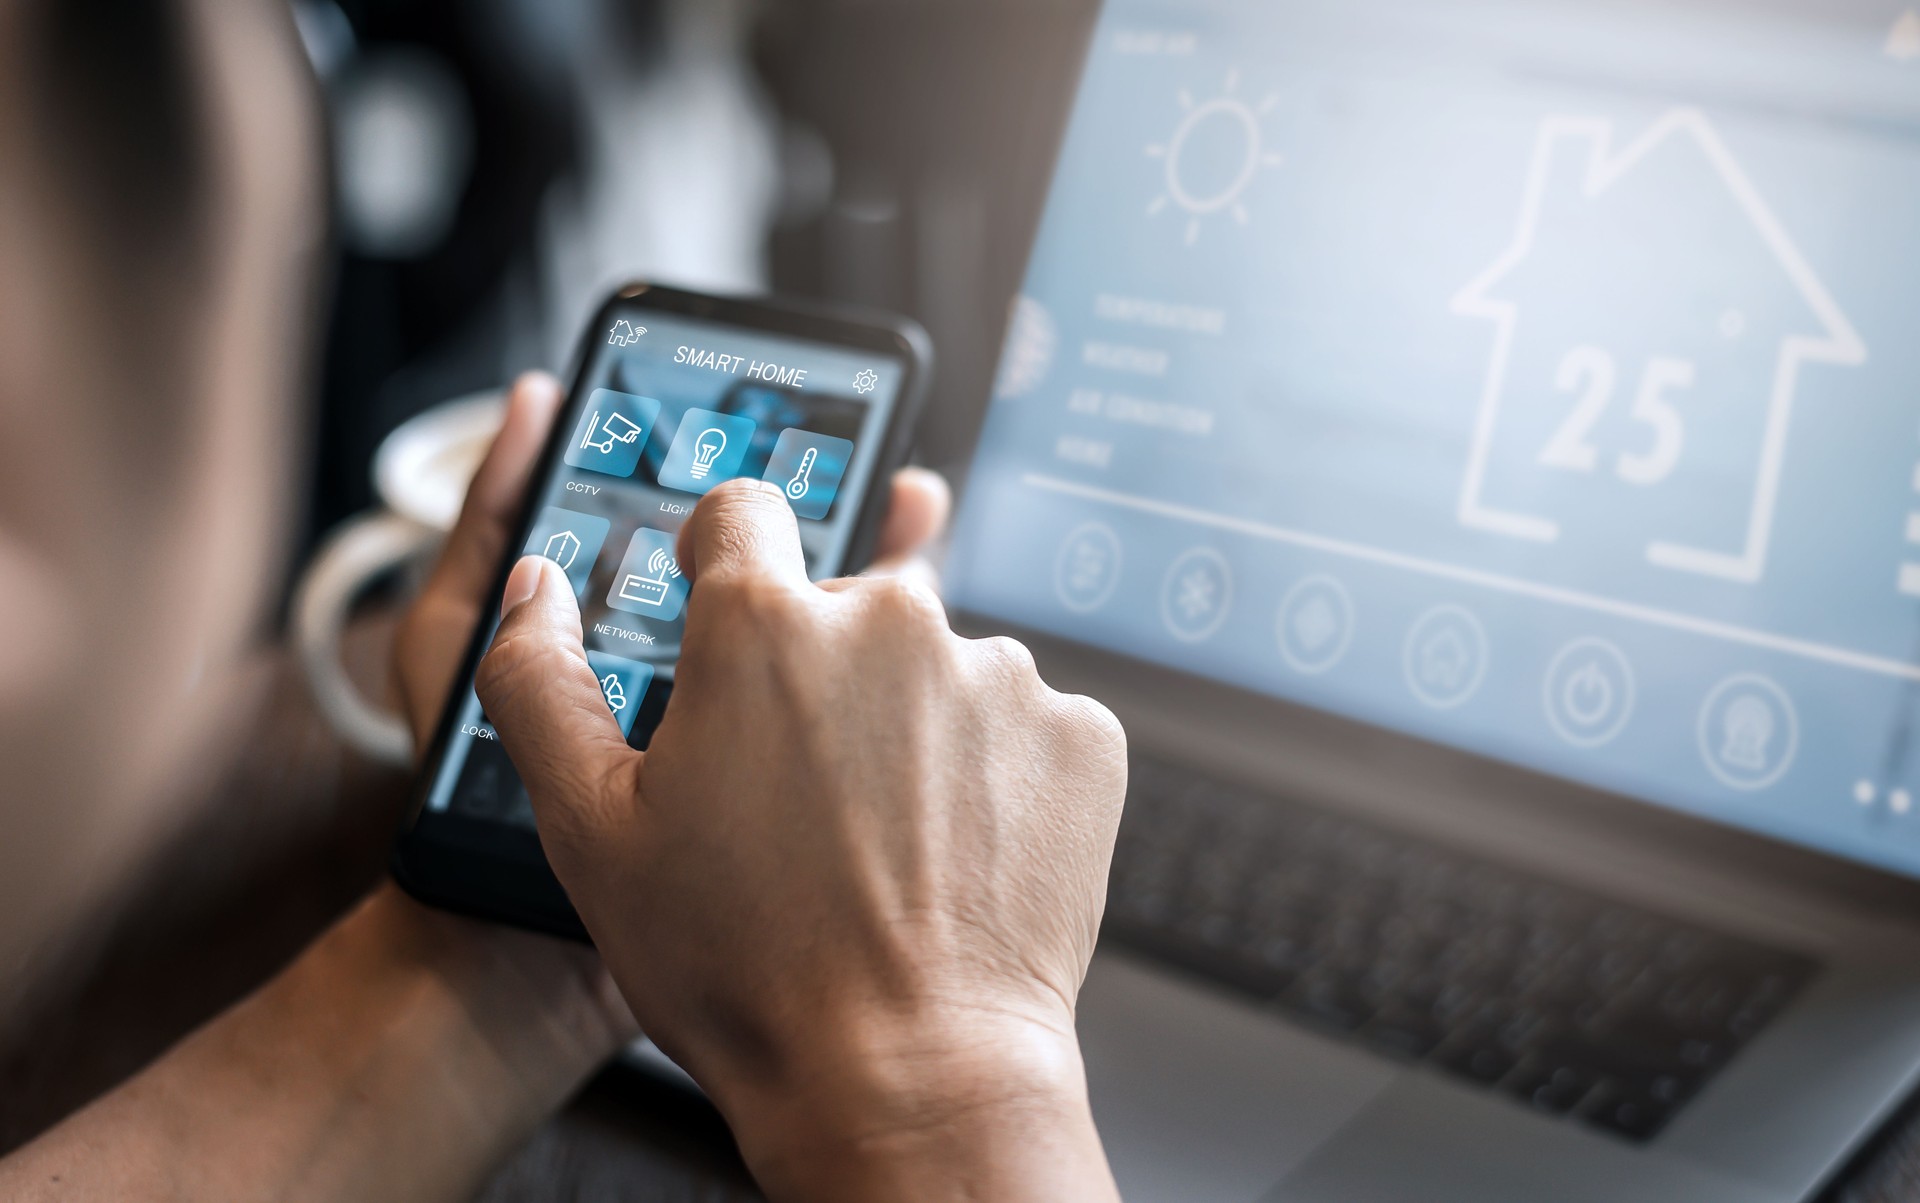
[{"xmin": 293, "ymin": 511, "xmax": 441, "ymax": 767}]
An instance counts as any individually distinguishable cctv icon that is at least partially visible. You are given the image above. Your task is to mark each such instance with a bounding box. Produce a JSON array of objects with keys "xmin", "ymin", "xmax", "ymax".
[{"xmin": 580, "ymin": 408, "xmax": 647, "ymax": 456}]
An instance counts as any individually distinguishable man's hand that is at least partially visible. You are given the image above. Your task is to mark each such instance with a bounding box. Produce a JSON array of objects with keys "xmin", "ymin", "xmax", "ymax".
[
  {"xmin": 474, "ymin": 479, "xmax": 1127, "ymax": 1203},
  {"xmin": 385, "ymin": 368, "xmax": 961, "ymax": 1087},
  {"xmin": 396, "ymin": 371, "xmax": 953, "ymax": 750}
]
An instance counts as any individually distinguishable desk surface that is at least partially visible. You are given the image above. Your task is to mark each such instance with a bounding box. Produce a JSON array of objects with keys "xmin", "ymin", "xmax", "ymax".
[{"xmin": 1, "ymin": 634, "xmax": 1914, "ymax": 1201}]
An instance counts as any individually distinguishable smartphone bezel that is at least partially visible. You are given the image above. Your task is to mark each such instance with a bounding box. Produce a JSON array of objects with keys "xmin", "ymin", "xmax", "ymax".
[{"xmin": 390, "ymin": 282, "xmax": 933, "ymax": 939}]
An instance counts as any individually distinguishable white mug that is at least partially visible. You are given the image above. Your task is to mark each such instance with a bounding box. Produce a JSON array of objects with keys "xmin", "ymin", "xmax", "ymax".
[{"xmin": 292, "ymin": 390, "xmax": 506, "ymax": 766}]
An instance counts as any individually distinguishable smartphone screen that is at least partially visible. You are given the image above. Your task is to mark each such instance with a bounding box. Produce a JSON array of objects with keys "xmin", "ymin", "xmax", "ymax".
[{"xmin": 405, "ymin": 289, "xmax": 924, "ymax": 886}]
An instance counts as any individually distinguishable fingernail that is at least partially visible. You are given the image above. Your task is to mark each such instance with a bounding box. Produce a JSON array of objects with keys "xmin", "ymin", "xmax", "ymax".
[{"xmin": 502, "ymin": 556, "xmax": 545, "ymax": 613}]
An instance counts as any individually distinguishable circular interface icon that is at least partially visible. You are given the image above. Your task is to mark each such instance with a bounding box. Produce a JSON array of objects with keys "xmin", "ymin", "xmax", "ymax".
[
  {"xmin": 1275, "ymin": 575, "xmax": 1355, "ymax": 675},
  {"xmin": 1145, "ymin": 71, "xmax": 1284, "ymax": 247},
  {"xmin": 1160, "ymin": 547, "xmax": 1234, "ymax": 644},
  {"xmin": 1053, "ymin": 523, "xmax": 1123, "ymax": 615},
  {"xmin": 1542, "ymin": 638, "xmax": 1636, "ymax": 749},
  {"xmin": 995, "ymin": 295, "xmax": 1057, "ymax": 401},
  {"xmin": 1697, "ymin": 674, "xmax": 1799, "ymax": 792},
  {"xmin": 1403, "ymin": 605, "xmax": 1490, "ymax": 711}
]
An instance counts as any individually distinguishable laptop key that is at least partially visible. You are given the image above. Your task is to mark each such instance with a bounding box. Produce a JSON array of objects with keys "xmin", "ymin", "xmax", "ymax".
[
  {"xmin": 1362, "ymin": 1005, "xmax": 1444, "ymax": 1059},
  {"xmin": 1107, "ymin": 920, "xmax": 1296, "ymax": 1000},
  {"xmin": 1279, "ymin": 969, "xmax": 1376, "ymax": 1032},
  {"xmin": 1434, "ymin": 1038, "xmax": 1519, "ymax": 1086},
  {"xmin": 1505, "ymin": 1062, "xmax": 1600, "ymax": 1116},
  {"xmin": 1586, "ymin": 1085, "xmax": 1680, "ymax": 1141},
  {"xmin": 1102, "ymin": 753, "xmax": 1822, "ymax": 1144}
]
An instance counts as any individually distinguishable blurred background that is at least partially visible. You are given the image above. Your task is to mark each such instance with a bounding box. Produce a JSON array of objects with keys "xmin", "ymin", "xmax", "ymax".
[{"xmin": 298, "ymin": 0, "xmax": 1098, "ymax": 556}]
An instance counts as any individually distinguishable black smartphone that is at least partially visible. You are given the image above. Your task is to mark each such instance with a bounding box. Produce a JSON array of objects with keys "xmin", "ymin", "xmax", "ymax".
[{"xmin": 393, "ymin": 283, "xmax": 931, "ymax": 937}]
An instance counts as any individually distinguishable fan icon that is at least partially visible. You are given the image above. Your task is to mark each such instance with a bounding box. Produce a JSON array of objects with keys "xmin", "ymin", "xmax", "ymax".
[
  {"xmin": 852, "ymin": 369, "xmax": 881, "ymax": 396},
  {"xmin": 599, "ymin": 672, "xmax": 628, "ymax": 715}
]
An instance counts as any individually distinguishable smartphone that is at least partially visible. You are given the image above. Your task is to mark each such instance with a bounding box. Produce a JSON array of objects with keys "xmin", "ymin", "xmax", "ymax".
[{"xmin": 393, "ymin": 283, "xmax": 931, "ymax": 937}]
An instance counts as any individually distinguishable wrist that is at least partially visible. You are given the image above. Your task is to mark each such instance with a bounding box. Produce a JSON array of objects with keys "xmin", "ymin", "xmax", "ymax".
[
  {"xmin": 720, "ymin": 1010, "xmax": 1117, "ymax": 1203},
  {"xmin": 353, "ymin": 884, "xmax": 637, "ymax": 1081}
]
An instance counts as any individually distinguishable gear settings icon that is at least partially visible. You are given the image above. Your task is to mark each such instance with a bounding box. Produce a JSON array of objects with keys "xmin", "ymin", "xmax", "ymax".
[{"xmin": 851, "ymin": 368, "xmax": 881, "ymax": 395}]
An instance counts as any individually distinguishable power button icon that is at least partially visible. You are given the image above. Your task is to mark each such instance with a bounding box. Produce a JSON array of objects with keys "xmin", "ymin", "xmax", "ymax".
[{"xmin": 1543, "ymin": 638, "xmax": 1636, "ymax": 749}]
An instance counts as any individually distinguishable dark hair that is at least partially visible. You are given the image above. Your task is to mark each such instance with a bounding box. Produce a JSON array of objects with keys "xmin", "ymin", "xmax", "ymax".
[
  {"xmin": 13, "ymin": 0, "xmax": 219, "ymax": 484},
  {"xmin": 20, "ymin": 0, "xmax": 211, "ymax": 272}
]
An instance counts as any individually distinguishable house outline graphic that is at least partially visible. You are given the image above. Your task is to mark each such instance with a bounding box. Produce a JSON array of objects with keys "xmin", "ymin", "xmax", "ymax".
[{"xmin": 1451, "ymin": 108, "xmax": 1868, "ymax": 585}]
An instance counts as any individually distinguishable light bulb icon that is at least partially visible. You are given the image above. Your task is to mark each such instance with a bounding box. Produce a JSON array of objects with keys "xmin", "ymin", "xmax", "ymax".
[{"xmin": 689, "ymin": 427, "xmax": 728, "ymax": 480}]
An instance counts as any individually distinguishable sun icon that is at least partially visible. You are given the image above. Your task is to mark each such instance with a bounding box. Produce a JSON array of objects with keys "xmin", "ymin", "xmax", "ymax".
[{"xmin": 1145, "ymin": 70, "xmax": 1283, "ymax": 246}]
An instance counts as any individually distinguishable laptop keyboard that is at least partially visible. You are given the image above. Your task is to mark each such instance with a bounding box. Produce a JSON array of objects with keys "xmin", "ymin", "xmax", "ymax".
[{"xmin": 1102, "ymin": 755, "xmax": 1821, "ymax": 1143}]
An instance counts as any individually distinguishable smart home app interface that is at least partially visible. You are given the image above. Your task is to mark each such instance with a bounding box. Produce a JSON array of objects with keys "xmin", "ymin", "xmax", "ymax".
[
  {"xmin": 948, "ymin": 0, "xmax": 1920, "ymax": 876},
  {"xmin": 426, "ymin": 311, "xmax": 905, "ymax": 826}
]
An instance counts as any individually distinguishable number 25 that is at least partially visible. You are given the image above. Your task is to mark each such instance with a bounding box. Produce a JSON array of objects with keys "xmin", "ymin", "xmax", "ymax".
[{"xmin": 1537, "ymin": 346, "xmax": 1692, "ymax": 487}]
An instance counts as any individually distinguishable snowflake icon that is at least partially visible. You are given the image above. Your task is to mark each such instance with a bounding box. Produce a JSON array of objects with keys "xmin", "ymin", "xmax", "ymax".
[
  {"xmin": 1175, "ymin": 570, "xmax": 1217, "ymax": 621},
  {"xmin": 1159, "ymin": 548, "xmax": 1233, "ymax": 643},
  {"xmin": 852, "ymin": 368, "xmax": 881, "ymax": 395}
]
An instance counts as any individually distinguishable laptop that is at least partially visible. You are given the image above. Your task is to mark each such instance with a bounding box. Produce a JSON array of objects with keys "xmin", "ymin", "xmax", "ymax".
[{"xmin": 941, "ymin": 0, "xmax": 1920, "ymax": 1199}]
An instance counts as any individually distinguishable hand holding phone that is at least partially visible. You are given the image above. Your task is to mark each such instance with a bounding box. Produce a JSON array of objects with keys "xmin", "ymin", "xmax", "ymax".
[
  {"xmin": 395, "ymin": 284, "xmax": 932, "ymax": 933},
  {"xmin": 474, "ymin": 483, "xmax": 1130, "ymax": 1203}
]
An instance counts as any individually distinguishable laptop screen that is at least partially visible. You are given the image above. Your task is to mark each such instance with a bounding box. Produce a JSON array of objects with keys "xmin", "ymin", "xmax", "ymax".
[{"xmin": 946, "ymin": 0, "xmax": 1920, "ymax": 878}]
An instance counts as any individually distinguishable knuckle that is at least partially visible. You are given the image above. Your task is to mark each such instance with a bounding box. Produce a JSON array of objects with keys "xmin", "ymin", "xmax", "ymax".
[
  {"xmin": 1052, "ymin": 691, "xmax": 1129, "ymax": 757},
  {"xmin": 704, "ymin": 573, "xmax": 807, "ymax": 632},
  {"xmin": 475, "ymin": 623, "xmax": 564, "ymax": 699},
  {"xmin": 534, "ymin": 753, "xmax": 637, "ymax": 837},
  {"xmin": 972, "ymin": 634, "xmax": 1040, "ymax": 685},
  {"xmin": 864, "ymin": 575, "xmax": 948, "ymax": 633}
]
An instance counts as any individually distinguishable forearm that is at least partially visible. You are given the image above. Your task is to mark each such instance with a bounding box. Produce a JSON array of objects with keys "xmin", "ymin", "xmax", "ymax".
[{"xmin": 0, "ymin": 886, "xmax": 630, "ymax": 1203}]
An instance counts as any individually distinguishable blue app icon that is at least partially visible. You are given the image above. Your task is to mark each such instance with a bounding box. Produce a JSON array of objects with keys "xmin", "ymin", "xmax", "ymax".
[
  {"xmin": 763, "ymin": 429, "xmax": 857, "ymax": 521},
  {"xmin": 584, "ymin": 651, "xmax": 656, "ymax": 738},
  {"xmin": 606, "ymin": 527, "xmax": 691, "ymax": 622},
  {"xmin": 522, "ymin": 506, "xmax": 611, "ymax": 597},
  {"xmin": 657, "ymin": 408, "xmax": 756, "ymax": 495},
  {"xmin": 565, "ymin": 389, "xmax": 661, "ymax": 479}
]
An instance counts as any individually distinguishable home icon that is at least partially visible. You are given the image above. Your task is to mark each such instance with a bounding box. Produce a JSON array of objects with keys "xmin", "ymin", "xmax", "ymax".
[
  {"xmin": 1420, "ymin": 628, "xmax": 1473, "ymax": 691},
  {"xmin": 1452, "ymin": 108, "xmax": 1866, "ymax": 585}
]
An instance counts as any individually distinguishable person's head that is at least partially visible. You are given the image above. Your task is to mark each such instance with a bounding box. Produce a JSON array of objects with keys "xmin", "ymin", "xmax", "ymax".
[{"xmin": 0, "ymin": 0, "xmax": 320, "ymax": 1019}]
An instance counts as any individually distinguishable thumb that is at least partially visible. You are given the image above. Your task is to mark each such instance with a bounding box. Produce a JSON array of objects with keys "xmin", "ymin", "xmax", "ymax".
[{"xmin": 476, "ymin": 556, "xmax": 639, "ymax": 820}]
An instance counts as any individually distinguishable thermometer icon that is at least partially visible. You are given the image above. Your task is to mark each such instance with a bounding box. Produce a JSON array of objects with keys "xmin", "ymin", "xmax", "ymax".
[{"xmin": 786, "ymin": 446, "xmax": 818, "ymax": 501}]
